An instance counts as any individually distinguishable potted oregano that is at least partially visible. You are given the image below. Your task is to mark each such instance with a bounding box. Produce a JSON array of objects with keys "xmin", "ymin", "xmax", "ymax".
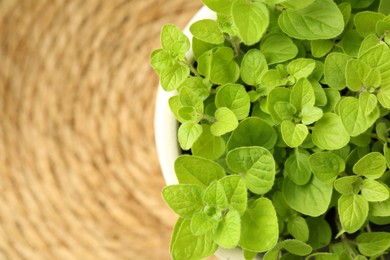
[{"xmin": 152, "ymin": 0, "xmax": 390, "ymax": 259}]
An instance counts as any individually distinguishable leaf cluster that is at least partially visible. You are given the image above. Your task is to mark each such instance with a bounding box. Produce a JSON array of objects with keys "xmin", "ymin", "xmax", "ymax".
[{"xmin": 151, "ymin": 0, "xmax": 390, "ymax": 259}]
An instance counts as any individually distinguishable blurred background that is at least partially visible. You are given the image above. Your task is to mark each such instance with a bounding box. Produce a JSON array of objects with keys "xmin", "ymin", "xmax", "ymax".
[{"xmin": 0, "ymin": 0, "xmax": 204, "ymax": 259}]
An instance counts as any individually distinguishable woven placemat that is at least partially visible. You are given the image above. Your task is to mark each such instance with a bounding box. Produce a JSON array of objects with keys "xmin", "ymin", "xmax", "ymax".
[{"xmin": 0, "ymin": 0, "xmax": 202, "ymax": 259}]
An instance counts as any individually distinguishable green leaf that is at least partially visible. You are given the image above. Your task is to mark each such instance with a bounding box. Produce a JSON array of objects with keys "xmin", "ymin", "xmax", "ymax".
[
  {"xmin": 284, "ymin": 149, "xmax": 312, "ymax": 185},
  {"xmin": 370, "ymin": 197, "xmax": 390, "ymax": 217},
  {"xmin": 219, "ymin": 175, "xmax": 247, "ymax": 216},
  {"xmin": 215, "ymin": 84, "xmax": 250, "ymax": 120},
  {"xmin": 240, "ymin": 198, "xmax": 279, "ymax": 252},
  {"xmin": 311, "ymin": 39, "xmax": 334, "ymax": 58},
  {"xmin": 241, "ymin": 49, "xmax": 268, "ymax": 86},
  {"xmin": 340, "ymin": 30, "xmax": 364, "ymax": 57},
  {"xmin": 361, "ymin": 179, "xmax": 389, "ymax": 202},
  {"xmin": 174, "ymin": 155, "xmax": 225, "ymax": 187},
  {"xmin": 268, "ymin": 88, "xmax": 292, "ymax": 122},
  {"xmin": 203, "ymin": 181, "xmax": 228, "ymax": 210},
  {"xmin": 321, "ymin": 88, "xmax": 341, "ymax": 113},
  {"xmin": 281, "ymin": 0, "xmax": 315, "ymax": 10},
  {"xmin": 178, "ymin": 122, "xmax": 203, "ymax": 150},
  {"xmin": 312, "ymin": 113, "xmax": 350, "ymax": 150},
  {"xmin": 354, "ymin": 11, "xmax": 385, "ymax": 37},
  {"xmin": 281, "ymin": 121, "xmax": 308, "ymax": 148},
  {"xmin": 301, "ymin": 106, "xmax": 323, "ymax": 125},
  {"xmin": 287, "ymin": 59, "xmax": 316, "ymax": 80},
  {"xmin": 378, "ymin": 85, "xmax": 390, "ymax": 109},
  {"xmin": 379, "ymin": 0, "xmax": 390, "ymax": 15},
  {"xmin": 309, "ymin": 152, "xmax": 345, "ymax": 183},
  {"xmin": 283, "ymin": 176, "xmax": 333, "ymax": 217},
  {"xmin": 190, "ymin": 211, "xmax": 219, "ymax": 236},
  {"xmin": 290, "ymin": 78, "xmax": 315, "ymax": 111},
  {"xmin": 343, "ymin": 0, "xmax": 375, "ymax": 9},
  {"xmin": 179, "ymin": 77, "xmax": 210, "ymax": 101},
  {"xmin": 210, "ymin": 107, "xmax": 239, "ymax": 136},
  {"xmin": 170, "ymin": 219, "xmax": 218, "ymax": 260},
  {"xmin": 337, "ymin": 94, "xmax": 379, "ymax": 137},
  {"xmin": 274, "ymin": 102, "xmax": 297, "ymax": 121},
  {"xmin": 338, "ymin": 194, "xmax": 369, "ymax": 233},
  {"xmin": 260, "ymin": 33, "xmax": 298, "ymax": 65},
  {"xmin": 277, "ymin": 239, "xmax": 312, "ymax": 256},
  {"xmin": 227, "ymin": 117, "xmax": 278, "ymax": 151},
  {"xmin": 345, "ymin": 59, "xmax": 381, "ymax": 91},
  {"xmin": 360, "ymin": 44, "xmax": 390, "ymax": 88},
  {"xmin": 192, "ymin": 37, "xmax": 220, "ymax": 60},
  {"xmin": 232, "ymin": 0, "xmax": 269, "ymax": 45},
  {"xmin": 161, "ymin": 24, "xmax": 190, "ymax": 59},
  {"xmin": 334, "ymin": 175, "xmax": 362, "ymax": 195},
  {"xmin": 385, "ymin": 145, "xmax": 390, "ymax": 168},
  {"xmin": 190, "ymin": 19, "xmax": 224, "ymax": 44},
  {"xmin": 261, "ymin": 69, "xmax": 288, "ymax": 89},
  {"xmin": 213, "ymin": 209, "xmax": 241, "ymax": 248},
  {"xmin": 200, "ymin": 0, "xmax": 235, "ymax": 15},
  {"xmin": 353, "ymin": 152, "xmax": 387, "ymax": 179},
  {"xmin": 324, "ymin": 52, "xmax": 352, "ymax": 90},
  {"xmin": 192, "ymin": 124, "xmax": 225, "ymax": 160},
  {"xmin": 226, "ymin": 146, "xmax": 275, "ymax": 194},
  {"xmin": 306, "ymin": 217, "xmax": 332, "ymax": 250},
  {"xmin": 278, "ymin": 0, "xmax": 344, "ymax": 40},
  {"xmin": 198, "ymin": 47, "xmax": 240, "ymax": 85},
  {"xmin": 287, "ymin": 216, "xmax": 309, "ymax": 242},
  {"xmin": 356, "ymin": 232, "xmax": 390, "ymax": 257},
  {"xmin": 162, "ymin": 184, "xmax": 204, "ymax": 219},
  {"xmin": 358, "ymin": 34, "xmax": 382, "ymax": 58}
]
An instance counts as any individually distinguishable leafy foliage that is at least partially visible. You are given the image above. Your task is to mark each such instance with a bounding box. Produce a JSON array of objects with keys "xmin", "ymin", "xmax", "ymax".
[{"xmin": 152, "ymin": 1, "xmax": 390, "ymax": 259}]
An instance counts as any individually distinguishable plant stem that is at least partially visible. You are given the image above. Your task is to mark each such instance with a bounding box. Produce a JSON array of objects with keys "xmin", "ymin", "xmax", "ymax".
[
  {"xmin": 225, "ymin": 35, "xmax": 242, "ymax": 58},
  {"xmin": 202, "ymin": 114, "xmax": 216, "ymax": 123},
  {"xmin": 184, "ymin": 58, "xmax": 200, "ymax": 77}
]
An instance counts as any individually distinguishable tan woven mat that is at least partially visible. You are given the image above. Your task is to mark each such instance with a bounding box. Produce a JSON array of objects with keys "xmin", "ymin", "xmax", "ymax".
[{"xmin": 0, "ymin": 0, "xmax": 202, "ymax": 259}]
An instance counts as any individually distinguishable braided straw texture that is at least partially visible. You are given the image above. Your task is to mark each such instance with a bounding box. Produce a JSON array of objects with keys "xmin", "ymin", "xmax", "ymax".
[{"xmin": 0, "ymin": 0, "xmax": 203, "ymax": 259}]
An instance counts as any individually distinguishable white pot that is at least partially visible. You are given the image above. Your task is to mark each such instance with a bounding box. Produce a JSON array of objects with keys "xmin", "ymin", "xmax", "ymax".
[{"xmin": 154, "ymin": 6, "xmax": 254, "ymax": 260}]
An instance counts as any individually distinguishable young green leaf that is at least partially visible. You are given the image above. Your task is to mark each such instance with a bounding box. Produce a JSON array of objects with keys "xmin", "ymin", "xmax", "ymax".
[
  {"xmin": 281, "ymin": 121, "xmax": 309, "ymax": 148},
  {"xmin": 215, "ymin": 84, "xmax": 250, "ymax": 120},
  {"xmin": 287, "ymin": 216, "xmax": 309, "ymax": 242},
  {"xmin": 213, "ymin": 209, "xmax": 241, "ymax": 248},
  {"xmin": 301, "ymin": 106, "xmax": 323, "ymax": 125},
  {"xmin": 191, "ymin": 211, "xmax": 219, "ymax": 236},
  {"xmin": 359, "ymin": 44, "xmax": 390, "ymax": 88},
  {"xmin": 287, "ymin": 59, "xmax": 316, "ymax": 80},
  {"xmin": 338, "ymin": 193, "xmax": 369, "ymax": 233},
  {"xmin": 240, "ymin": 198, "xmax": 279, "ymax": 252},
  {"xmin": 321, "ymin": 88, "xmax": 341, "ymax": 113},
  {"xmin": 174, "ymin": 155, "xmax": 225, "ymax": 187},
  {"xmin": 210, "ymin": 107, "xmax": 239, "ymax": 136},
  {"xmin": 260, "ymin": 33, "xmax": 298, "ymax": 65},
  {"xmin": 309, "ymin": 152, "xmax": 345, "ymax": 183},
  {"xmin": 192, "ymin": 37, "xmax": 220, "ymax": 60},
  {"xmin": 192, "ymin": 124, "xmax": 225, "ymax": 160},
  {"xmin": 283, "ymin": 176, "xmax": 333, "ymax": 217},
  {"xmin": 334, "ymin": 175, "xmax": 362, "ymax": 195},
  {"xmin": 312, "ymin": 113, "xmax": 350, "ymax": 150},
  {"xmin": 378, "ymin": 85, "xmax": 390, "ymax": 109},
  {"xmin": 219, "ymin": 175, "xmax": 247, "ymax": 216},
  {"xmin": 274, "ymin": 102, "xmax": 297, "ymax": 121},
  {"xmin": 268, "ymin": 88, "xmax": 292, "ymax": 122},
  {"xmin": 190, "ymin": 19, "xmax": 224, "ymax": 45},
  {"xmin": 345, "ymin": 59, "xmax": 381, "ymax": 91},
  {"xmin": 179, "ymin": 77, "xmax": 210, "ymax": 101},
  {"xmin": 197, "ymin": 47, "xmax": 240, "ymax": 85},
  {"xmin": 200, "ymin": 0, "xmax": 235, "ymax": 15},
  {"xmin": 353, "ymin": 152, "xmax": 387, "ymax": 179},
  {"xmin": 278, "ymin": 0, "xmax": 344, "ymax": 40},
  {"xmin": 284, "ymin": 150, "xmax": 312, "ymax": 185},
  {"xmin": 261, "ymin": 69, "xmax": 289, "ymax": 89},
  {"xmin": 232, "ymin": 0, "xmax": 269, "ymax": 45},
  {"xmin": 361, "ymin": 179, "xmax": 389, "ymax": 202},
  {"xmin": 370, "ymin": 196, "xmax": 390, "ymax": 217},
  {"xmin": 226, "ymin": 146, "xmax": 275, "ymax": 194},
  {"xmin": 290, "ymin": 78, "xmax": 315, "ymax": 111},
  {"xmin": 204, "ymin": 181, "xmax": 228, "ymax": 210},
  {"xmin": 162, "ymin": 184, "xmax": 204, "ymax": 219},
  {"xmin": 354, "ymin": 11, "xmax": 385, "ymax": 37},
  {"xmin": 277, "ymin": 239, "xmax": 312, "ymax": 256},
  {"xmin": 311, "ymin": 40, "xmax": 333, "ymax": 58},
  {"xmin": 324, "ymin": 52, "xmax": 352, "ymax": 90},
  {"xmin": 306, "ymin": 217, "xmax": 332, "ymax": 250},
  {"xmin": 227, "ymin": 117, "xmax": 277, "ymax": 151},
  {"xmin": 178, "ymin": 122, "xmax": 203, "ymax": 150},
  {"xmin": 170, "ymin": 219, "xmax": 218, "ymax": 260},
  {"xmin": 240, "ymin": 49, "xmax": 268, "ymax": 86},
  {"xmin": 340, "ymin": 30, "xmax": 363, "ymax": 57},
  {"xmin": 161, "ymin": 24, "xmax": 190, "ymax": 59},
  {"xmin": 356, "ymin": 232, "xmax": 390, "ymax": 257}
]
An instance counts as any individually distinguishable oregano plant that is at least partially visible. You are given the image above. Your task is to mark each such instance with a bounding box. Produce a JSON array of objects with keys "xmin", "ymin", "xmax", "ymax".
[{"xmin": 151, "ymin": 0, "xmax": 390, "ymax": 259}]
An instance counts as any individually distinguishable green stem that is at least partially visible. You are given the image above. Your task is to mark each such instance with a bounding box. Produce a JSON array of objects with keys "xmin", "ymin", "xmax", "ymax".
[
  {"xmin": 184, "ymin": 58, "xmax": 200, "ymax": 77},
  {"xmin": 202, "ymin": 114, "xmax": 216, "ymax": 123},
  {"xmin": 225, "ymin": 35, "xmax": 242, "ymax": 58}
]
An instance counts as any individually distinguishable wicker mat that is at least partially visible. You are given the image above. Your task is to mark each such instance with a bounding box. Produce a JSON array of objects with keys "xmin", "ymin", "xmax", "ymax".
[{"xmin": 0, "ymin": 0, "xmax": 203, "ymax": 259}]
